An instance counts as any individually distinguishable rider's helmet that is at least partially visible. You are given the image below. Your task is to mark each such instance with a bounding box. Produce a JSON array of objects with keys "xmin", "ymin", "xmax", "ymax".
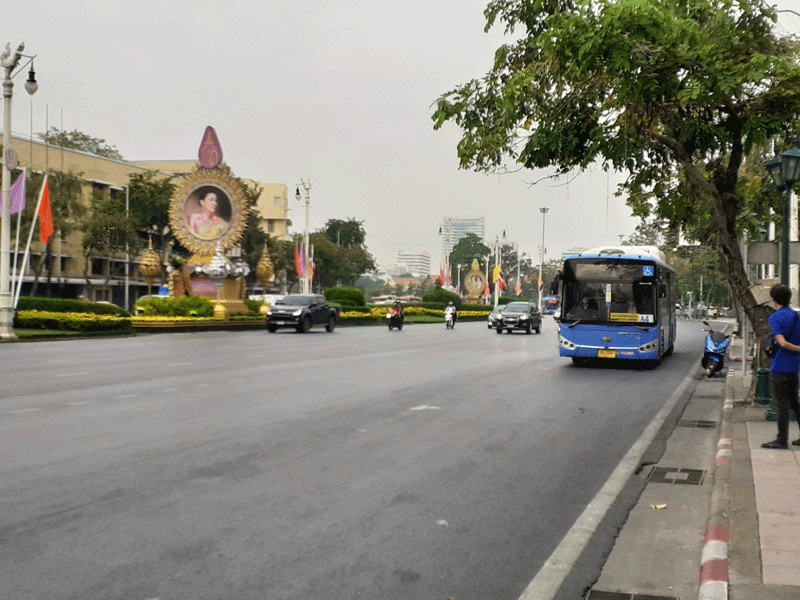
[{"xmin": 448, "ymin": 301, "xmax": 454, "ymax": 306}]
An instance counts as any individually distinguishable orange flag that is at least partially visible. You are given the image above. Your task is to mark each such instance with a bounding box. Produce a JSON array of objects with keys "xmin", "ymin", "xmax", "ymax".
[{"xmin": 38, "ymin": 178, "xmax": 53, "ymax": 243}]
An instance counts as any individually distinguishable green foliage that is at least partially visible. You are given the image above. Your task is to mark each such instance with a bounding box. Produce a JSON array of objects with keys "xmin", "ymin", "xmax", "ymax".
[
  {"xmin": 38, "ymin": 127, "xmax": 123, "ymax": 159},
  {"xmin": 243, "ymin": 299, "xmax": 263, "ymax": 313},
  {"xmin": 310, "ymin": 226, "xmax": 377, "ymax": 289},
  {"xmin": 17, "ymin": 296, "xmax": 131, "ymax": 316},
  {"xmin": 499, "ymin": 296, "xmax": 529, "ymax": 305},
  {"xmin": 14, "ymin": 311, "xmax": 132, "ymax": 332},
  {"xmin": 135, "ymin": 295, "xmax": 214, "ymax": 317},
  {"xmin": 422, "ymin": 287, "xmax": 462, "ymax": 307},
  {"xmin": 319, "ymin": 218, "xmax": 368, "ymax": 247},
  {"xmin": 325, "ymin": 287, "xmax": 366, "ymax": 306}
]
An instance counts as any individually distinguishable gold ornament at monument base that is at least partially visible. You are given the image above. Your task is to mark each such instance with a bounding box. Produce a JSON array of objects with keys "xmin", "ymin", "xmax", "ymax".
[
  {"xmin": 463, "ymin": 259, "xmax": 488, "ymax": 304},
  {"xmin": 138, "ymin": 238, "xmax": 163, "ymax": 293},
  {"xmin": 256, "ymin": 249, "xmax": 275, "ymax": 315}
]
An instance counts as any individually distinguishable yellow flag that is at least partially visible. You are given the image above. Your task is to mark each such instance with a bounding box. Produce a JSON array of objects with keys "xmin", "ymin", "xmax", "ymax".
[{"xmin": 492, "ymin": 264, "xmax": 501, "ymax": 283}]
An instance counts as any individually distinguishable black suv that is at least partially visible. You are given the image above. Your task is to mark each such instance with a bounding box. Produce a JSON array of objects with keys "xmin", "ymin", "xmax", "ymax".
[
  {"xmin": 267, "ymin": 294, "xmax": 339, "ymax": 333},
  {"xmin": 495, "ymin": 301, "xmax": 542, "ymax": 334}
]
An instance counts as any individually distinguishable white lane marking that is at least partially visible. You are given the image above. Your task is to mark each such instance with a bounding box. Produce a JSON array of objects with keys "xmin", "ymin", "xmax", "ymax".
[
  {"xmin": 197, "ymin": 383, "xmax": 211, "ymax": 388},
  {"xmin": 8, "ymin": 408, "xmax": 41, "ymax": 414},
  {"xmin": 435, "ymin": 520, "xmax": 449, "ymax": 527},
  {"xmin": 114, "ymin": 394, "xmax": 139, "ymax": 399},
  {"xmin": 67, "ymin": 401, "xmax": 91, "ymax": 406},
  {"xmin": 168, "ymin": 362, "xmax": 192, "ymax": 367},
  {"xmin": 55, "ymin": 372, "xmax": 89, "ymax": 378},
  {"xmin": 410, "ymin": 405, "xmax": 440, "ymax": 411},
  {"xmin": 162, "ymin": 388, "xmax": 178, "ymax": 393}
]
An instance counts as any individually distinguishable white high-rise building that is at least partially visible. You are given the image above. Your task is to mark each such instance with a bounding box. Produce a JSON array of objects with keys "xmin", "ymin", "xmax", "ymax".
[
  {"xmin": 396, "ymin": 251, "xmax": 431, "ymax": 278},
  {"xmin": 440, "ymin": 217, "xmax": 486, "ymax": 254}
]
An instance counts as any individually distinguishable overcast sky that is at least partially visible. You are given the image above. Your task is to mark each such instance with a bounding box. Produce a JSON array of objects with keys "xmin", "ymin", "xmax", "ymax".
[{"xmin": 5, "ymin": 1, "xmax": 800, "ymax": 270}]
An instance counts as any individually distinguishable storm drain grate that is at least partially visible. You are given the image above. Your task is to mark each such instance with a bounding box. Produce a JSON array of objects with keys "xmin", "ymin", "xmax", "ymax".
[
  {"xmin": 678, "ymin": 419, "xmax": 717, "ymax": 428},
  {"xmin": 647, "ymin": 467, "xmax": 706, "ymax": 485},
  {"xmin": 586, "ymin": 591, "xmax": 679, "ymax": 600}
]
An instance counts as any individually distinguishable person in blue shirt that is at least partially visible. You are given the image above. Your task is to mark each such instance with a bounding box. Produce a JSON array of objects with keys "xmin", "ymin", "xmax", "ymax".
[{"xmin": 763, "ymin": 284, "xmax": 800, "ymax": 449}]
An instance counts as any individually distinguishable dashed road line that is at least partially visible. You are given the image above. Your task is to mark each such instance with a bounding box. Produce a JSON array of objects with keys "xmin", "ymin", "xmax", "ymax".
[
  {"xmin": 66, "ymin": 401, "xmax": 91, "ymax": 406},
  {"xmin": 8, "ymin": 408, "xmax": 41, "ymax": 414},
  {"xmin": 55, "ymin": 372, "xmax": 89, "ymax": 378}
]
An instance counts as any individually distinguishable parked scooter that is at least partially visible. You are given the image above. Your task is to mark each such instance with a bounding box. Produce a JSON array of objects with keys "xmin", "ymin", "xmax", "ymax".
[
  {"xmin": 701, "ymin": 320, "xmax": 730, "ymax": 377},
  {"xmin": 444, "ymin": 305, "xmax": 456, "ymax": 329},
  {"xmin": 387, "ymin": 308, "xmax": 404, "ymax": 331}
]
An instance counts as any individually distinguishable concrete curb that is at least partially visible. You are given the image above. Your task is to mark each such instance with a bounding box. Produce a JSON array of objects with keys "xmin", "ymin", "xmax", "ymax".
[{"xmin": 698, "ymin": 367, "xmax": 734, "ymax": 600}]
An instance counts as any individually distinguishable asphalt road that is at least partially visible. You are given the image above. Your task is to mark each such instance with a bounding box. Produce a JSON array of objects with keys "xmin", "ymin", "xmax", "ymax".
[{"xmin": 0, "ymin": 318, "xmax": 707, "ymax": 600}]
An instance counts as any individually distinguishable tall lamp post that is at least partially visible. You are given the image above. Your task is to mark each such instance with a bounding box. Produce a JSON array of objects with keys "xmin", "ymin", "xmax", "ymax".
[
  {"xmin": 295, "ymin": 178, "xmax": 311, "ymax": 294},
  {"xmin": 538, "ymin": 207, "xmax": 549, "ymax": 311},
  {"xmin": 765, "ymin": 141, "xmax": 800, "ymax": 286},
  {"xmin": 1, "ymin": 43, "xmax": 38, "ymax": 341}
]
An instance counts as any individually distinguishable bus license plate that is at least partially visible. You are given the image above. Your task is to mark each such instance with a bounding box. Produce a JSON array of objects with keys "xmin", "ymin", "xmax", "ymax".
[{"xmin": 598, "ymin": 349, "xmax": 616, "ymax": 359}]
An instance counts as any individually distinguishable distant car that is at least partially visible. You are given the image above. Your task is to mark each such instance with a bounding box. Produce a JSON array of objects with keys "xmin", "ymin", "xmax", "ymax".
[
  {"xmin": 495, "ymin": 301, "xmax": 542, "ymax": 334},
  {"xmin": 266, "ymin": 294, "xmax": 339, "ymax": 333},
  {"xmin": 488, "ymin": 305, "xmax": 506, "ymax": 329}
]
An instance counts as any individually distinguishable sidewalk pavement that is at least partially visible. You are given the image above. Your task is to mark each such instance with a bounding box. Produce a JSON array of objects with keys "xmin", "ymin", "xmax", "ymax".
[{"xmin": 583, "ymin": 333, "xmax": 800, "ymax": 600}]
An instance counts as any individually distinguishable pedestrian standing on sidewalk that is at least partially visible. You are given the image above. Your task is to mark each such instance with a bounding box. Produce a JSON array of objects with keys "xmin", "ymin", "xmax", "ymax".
[{"xmin": 763, "ymin": 283, "xmax": 800, "ymax": 449}]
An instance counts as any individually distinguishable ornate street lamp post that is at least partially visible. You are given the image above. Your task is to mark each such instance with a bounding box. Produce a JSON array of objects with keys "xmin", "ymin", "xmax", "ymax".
[
  {"xmin": 765, "ymin": 141, "xmax": 800, "ymax": 285},
  {"xmin": 1, "ymin": 42, "xmax": 38, "ymax": 341}
]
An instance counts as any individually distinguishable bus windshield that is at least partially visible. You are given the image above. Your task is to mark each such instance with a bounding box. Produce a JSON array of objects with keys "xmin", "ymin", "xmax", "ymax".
[{"xmin": 562, "ymin": 261, "xmax": 656, "ymax": 324}]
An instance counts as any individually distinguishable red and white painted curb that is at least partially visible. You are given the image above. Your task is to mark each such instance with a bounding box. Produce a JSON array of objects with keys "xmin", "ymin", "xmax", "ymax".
[
  {"xmin": 699, "ymin": 523, "xmax": 729, "ymax": 600},
  {"xmin": 698, "ymin": 366, "xmax": 735, "ymax": 600}
]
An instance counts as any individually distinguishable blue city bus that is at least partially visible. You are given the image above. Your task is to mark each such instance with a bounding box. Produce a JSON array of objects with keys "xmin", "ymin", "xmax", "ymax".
[{"xmin": 556, "ymin": 246, "xmax": 676, "ymax": 364}]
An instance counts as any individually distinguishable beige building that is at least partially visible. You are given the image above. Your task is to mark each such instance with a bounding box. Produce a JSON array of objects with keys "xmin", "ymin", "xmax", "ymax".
[{"xmin": 5, "ymin": 135, "xmax": 291, "ymax": 308}]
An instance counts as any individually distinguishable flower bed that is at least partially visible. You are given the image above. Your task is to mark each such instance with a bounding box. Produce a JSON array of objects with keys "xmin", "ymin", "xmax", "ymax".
[{"xmin": 15, "ymin": 310, "xmax": 132, "ymax": 332}]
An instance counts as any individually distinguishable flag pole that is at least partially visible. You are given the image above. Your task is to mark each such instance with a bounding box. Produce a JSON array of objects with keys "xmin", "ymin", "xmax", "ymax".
[{"xmin": 15, "ymin": 173, "xmax": 47, "ymax": 309}]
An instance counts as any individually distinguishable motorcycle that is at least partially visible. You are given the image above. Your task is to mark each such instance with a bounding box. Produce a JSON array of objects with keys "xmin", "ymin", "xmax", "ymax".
[
  {"xmin": 387, "ymin": 308, "xmax": 404, "ymax": 331},
  {"xmin": 701, "ymin": 320, "xmax": 730, "ymax": 377},
  {"xmin": 445, "ymin": 306, "xmax": 456, "ymax": 329}
]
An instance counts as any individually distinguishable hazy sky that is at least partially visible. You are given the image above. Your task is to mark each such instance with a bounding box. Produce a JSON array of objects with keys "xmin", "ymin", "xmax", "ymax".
[{"xmin": 5, "ymin": 1, "xmax": 800, "ymax": 270}]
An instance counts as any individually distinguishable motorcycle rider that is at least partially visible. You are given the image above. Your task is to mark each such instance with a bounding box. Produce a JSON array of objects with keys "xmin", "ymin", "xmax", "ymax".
[
  {"xmin": 445, "ymin": 301, "xmax": 457, "ymax": 325},
  {"xmin": 392, "ymin": 299, "xmax": 404, "ymax": 321}
]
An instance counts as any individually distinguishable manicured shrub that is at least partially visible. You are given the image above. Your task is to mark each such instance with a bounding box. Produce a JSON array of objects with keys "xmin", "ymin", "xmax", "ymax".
[
  {"xmin": 17, "ymin": 296, "xmax": 131, "ymax": 317},
  {"xmin": 325, "ymin": 287, "xmax": 366, "ymax": 306},
  {"xmin": 422, "ymin": 287, "xmax": 462, "ymax": 307},
  {"xmin": 243, "ymin": 299, "xmax": 263, "ymax": 313},
  {"xmin": 499, "ymin": 296, "xmax": 530, "ymax": 305},
  {"xmin": 135, "ymin": 295, "xmax": 214, "ymax": 317},
  {"xmin": 14, "ymin": 310, "xmax": 132, "ymax": 332}
]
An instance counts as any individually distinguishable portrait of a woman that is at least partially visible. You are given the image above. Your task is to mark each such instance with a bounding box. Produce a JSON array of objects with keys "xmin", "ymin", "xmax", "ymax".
[{"xmin": 186, "ymin": 188, "xmax": 231, "ymax": 240}]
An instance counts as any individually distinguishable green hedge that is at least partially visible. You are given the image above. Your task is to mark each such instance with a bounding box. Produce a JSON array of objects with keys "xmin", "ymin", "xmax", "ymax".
[
  {"xmin": 498, "ymin": 296, "xmax": 530, "ymax": 305},
  {"xmin": 325, "ymin": 287, "xmax": 366, "ymax": 306},
  {"xmin": 18, "ymin": 296, "xmax": 131, "ymax": 317},
  {"xmin": 242, "ymin": 299, "xmax": 263, "ymax": 313},
  {"xmin": 135, "ymin": 295, "xmax": 214, "ymax": 317},
  {"xmin": 14, "ymin": 311, "xmax": 132, "ymax": 332},
  {"xmin": 422, "ymin": 287, "xmax": 462, "ymax": 307}
]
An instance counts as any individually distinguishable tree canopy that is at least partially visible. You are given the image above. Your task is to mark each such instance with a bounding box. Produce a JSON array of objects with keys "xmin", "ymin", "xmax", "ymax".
[
  {"xmin": 433, "ymin": 0, "xmax": 800, "ymax": 337},
  {"xmin": 38, "ymin": 127, "xmax": 124, "ymax": 160}
]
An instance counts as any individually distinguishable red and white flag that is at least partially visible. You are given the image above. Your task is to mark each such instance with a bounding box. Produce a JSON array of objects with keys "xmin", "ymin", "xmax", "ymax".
[
  {"xmin": 515, "ymin": 281, "xmax": 522, "ymax": 296},
  {"xmin": 439, "ymin": 268, "xmax": 444, "ymax": 285},
  {"xmin": 38, "ymin": 177, "xmax": 53, "ymax": 243},
  {"xmin": 498, "ymin": 270, "xmax": 507, "ymax": 291}
]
